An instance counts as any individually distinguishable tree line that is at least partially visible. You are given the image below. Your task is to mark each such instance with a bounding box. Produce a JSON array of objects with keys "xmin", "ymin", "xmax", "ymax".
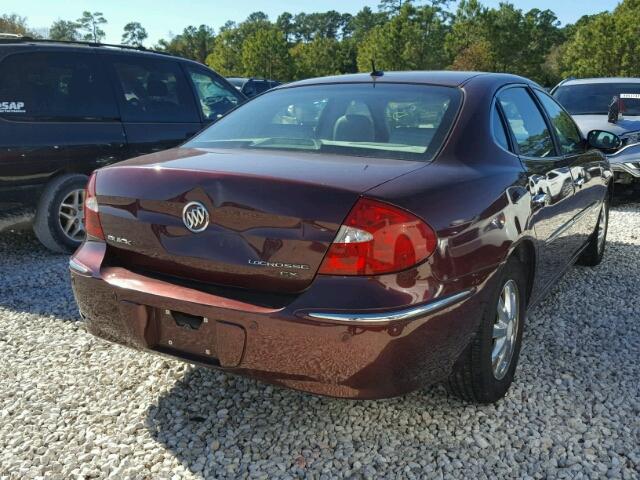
[{"xmin": 1, "ymin": 0, "xmax": 638, "ymax": 87}]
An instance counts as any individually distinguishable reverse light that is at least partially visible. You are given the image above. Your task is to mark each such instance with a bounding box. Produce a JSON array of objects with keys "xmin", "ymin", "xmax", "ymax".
[
  {"xmin": 319, "ymin": 198, "xmax": 437, "ymax": 276},
  {"xmin": 84, "ymin": 172, "xmax": 104, "ymax": 240}
]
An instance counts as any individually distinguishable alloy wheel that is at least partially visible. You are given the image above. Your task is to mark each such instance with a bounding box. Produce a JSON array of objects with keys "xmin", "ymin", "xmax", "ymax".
[
  {"xmin": 492, "ymin": 279, "xmax": 520, "ymax": 380},
  {"xmin": 58, "ymin": 189, "xmax": 86, "ymax": 242}
]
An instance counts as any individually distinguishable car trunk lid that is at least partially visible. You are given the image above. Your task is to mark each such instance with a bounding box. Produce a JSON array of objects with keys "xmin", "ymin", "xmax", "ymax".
[{"xmin": 96, "ymin": 147, "xmax": 424, "ymax": 293}]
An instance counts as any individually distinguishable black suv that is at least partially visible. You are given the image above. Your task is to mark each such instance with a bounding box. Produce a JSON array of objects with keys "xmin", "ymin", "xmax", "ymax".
[{"xmin": 0, "ymin": 38, "xmax": 245, "ymax": 252}]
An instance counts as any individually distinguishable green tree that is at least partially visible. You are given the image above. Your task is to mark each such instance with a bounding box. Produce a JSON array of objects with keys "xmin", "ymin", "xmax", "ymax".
[
  {"xmin": 446, "ymin": 0, "xmax": 488, "ymax": 63},
  {"xmin": 77, "ymin": 11, "xmax": 107, "ymax": 43},
  {"xmin": 560, "ymin": 13, "xmax": 619, "ymax": 77},
  {"xmin": 357, "ymin": 4, "xmax": 449, "ymax": 71},
  {"xmin": 0, "ymin": 13, "xmax": 30, "ymax": 35},
  {"xmin": 378, "ymin": 0, "xmax": 413, "ymax": 15},
  {"xmin": 450, "ymin": 39, "xmax": 495, "ymax": 71},
  {"xmin": 521, "ymin": 8, "xmax": 563, "ymax": 85},
  {"xmin": 277, "ymin": 12, "xmax": 295, "ymax": 42},
  {"xmin": 49, "ymin": 20, "xmax": 80, "ymax": 41},
  {"xmin": 559, "ymin": 0, "xmax": 640, "ymax": 78},
  {"xmin": 242, "ymin": 27, "xmax": 291, "ymax": 79},
  {"xmin": 157, "ymin": 25, "xmax": 215, "ymax": 63},
  {"xmin": 206, "ymin": 28, "xmax": 243, "ymax": 76},
  {"xmin": 292, "ymin": 11, "xmax": 347, "ymax": 41},
  {"xmin": 206, "ymin": 12, "xmax": 272, "ymax": 75},
  {"xmin": 347, "ymin": 7, "xmax": 387, "ymax": 43},
  {"xmin": 291, "ymin": 37, "xmax": 342, "ymax": 80},
  {"xmin": 445, "ymin": 2, "xmax": 563, "ymax": 84},
  {"xmin": 122, "ymin": 21, "xmax": 148, "ymax": 47}
]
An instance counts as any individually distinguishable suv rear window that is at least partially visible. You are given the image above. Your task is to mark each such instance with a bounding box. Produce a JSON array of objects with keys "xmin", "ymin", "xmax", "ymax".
[
  {"xmin": 554, "ymin": 83, "xmax": 640, "ymax": 116},
  {"xmin": 0, "ymin": 52, "xmax": 117, "ymax": 121},
  {"xmin": 186, "ymin": 83, "xmax": 462, "ymax": 161}
]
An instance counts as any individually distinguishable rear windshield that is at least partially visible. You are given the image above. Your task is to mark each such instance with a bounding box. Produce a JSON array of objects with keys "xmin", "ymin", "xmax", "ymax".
[
  {"xmin": 186, "ymin": 83, "xmax": 462, "ymax": 161},
  {"xmin": 554, "ymin": 83, "xmax": 640, "ymax": 116}
]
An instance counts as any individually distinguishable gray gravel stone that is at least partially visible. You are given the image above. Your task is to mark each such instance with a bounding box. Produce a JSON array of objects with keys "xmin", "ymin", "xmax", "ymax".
[{"xmin": 0, "ymin": 203, "xmax": 639, "ymax": 479}]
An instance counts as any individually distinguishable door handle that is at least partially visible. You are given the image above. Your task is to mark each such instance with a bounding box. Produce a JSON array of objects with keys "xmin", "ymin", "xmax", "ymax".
[
  {"xmin": 532, "ymin": 193, "xmax": 548, "ymax": 206},
  {"xmin": 574, "ymin": 177, "xmax": 585, "ymax": 188}
]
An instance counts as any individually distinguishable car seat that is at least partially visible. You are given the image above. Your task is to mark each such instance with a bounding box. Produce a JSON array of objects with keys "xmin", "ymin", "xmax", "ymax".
[{"xmin": 333, "ymin": 114, "xmax": 375, "ymax": 142}]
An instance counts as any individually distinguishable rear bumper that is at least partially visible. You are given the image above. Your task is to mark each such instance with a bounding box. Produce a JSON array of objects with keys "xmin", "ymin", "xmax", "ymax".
[{"xmin": 70, "ymin": 241, "xmax": 491, "ymax": 399}]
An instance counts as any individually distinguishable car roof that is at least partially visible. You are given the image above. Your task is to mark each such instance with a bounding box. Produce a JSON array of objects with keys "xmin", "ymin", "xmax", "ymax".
[
  {"xmin": 279, "ymin": 71, "xmax": 537, "ymax": 89},
  {"xmin": 560, "ymin": 77, "xmax": 640, "ymax": 86},
  {"xmin": 0, "ymin": 38, "xmax": 202, "ymax": 66}
]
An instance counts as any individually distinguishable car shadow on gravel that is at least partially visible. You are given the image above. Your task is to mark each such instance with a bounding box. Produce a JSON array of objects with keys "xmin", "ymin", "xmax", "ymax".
[
  {"xmin": 144, "ymin": 366, "xmax": 476, "ymax": 477},
  {"xmin": 144, "ymin": 226, "xmax": 640, "ymax": 477},
  {"xmin": 0, "ymin": 229, "xmax": 80, "ymax": 321},
  {"xmin": 1, "ymin": 207, "xmax": 638, "ymax": 477}
]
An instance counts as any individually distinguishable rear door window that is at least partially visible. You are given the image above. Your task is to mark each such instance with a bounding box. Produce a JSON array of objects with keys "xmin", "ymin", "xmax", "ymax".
[
  {"xmin": 534, "ymin": 90, "xmax": 584, "ymax": 155},
  {"xmin": 0, "ymin": 51, "xmax": 117, "ymax": 121},
  {"xmin": 184, "ymin": 65, "xmax": 243, "ymax": 121},
  {"xmin": 498, "ymin": 87, "xmax": 556, "ymax": 158},
  {"xmin": 492, "ymin": 105, "xmax": 510, "ymax": 151},
  {"xmin": 110, "ymin": 57, "xmax": 199, "ymax": 123}
]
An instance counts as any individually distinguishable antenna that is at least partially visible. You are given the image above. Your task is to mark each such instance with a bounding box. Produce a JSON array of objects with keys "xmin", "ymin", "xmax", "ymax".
[{"xmin": 370, "ymin": 60, "xmax": 383, "ymax": 78}]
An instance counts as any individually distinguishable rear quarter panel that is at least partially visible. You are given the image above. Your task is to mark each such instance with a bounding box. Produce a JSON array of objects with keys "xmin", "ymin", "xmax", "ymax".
[{"xmin": 366, "ymin": 76, "xmax": 540, "ymax": 300}]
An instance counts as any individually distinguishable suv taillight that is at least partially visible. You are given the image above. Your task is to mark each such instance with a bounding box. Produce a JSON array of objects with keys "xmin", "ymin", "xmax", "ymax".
[
  {"xmin": 319, "ymin": 198, "xmax": 437, "ymax": 276},
  {"xmin": 84, "ymin": 172, "xmax": 104, "ymax": 240}
]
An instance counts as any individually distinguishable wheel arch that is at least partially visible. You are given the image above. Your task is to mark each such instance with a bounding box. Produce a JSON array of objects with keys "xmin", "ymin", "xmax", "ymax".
[{"xmin": 509, "ymin": 238, "xmax": 536, "ymax": 306}]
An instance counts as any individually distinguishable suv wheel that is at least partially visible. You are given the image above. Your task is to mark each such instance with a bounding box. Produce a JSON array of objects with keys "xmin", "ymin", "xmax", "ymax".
[
  {"xmin": 447, "ymin": 256, "xmax": 527, "ymax": 404},
  {"xmin": 33, "ymin": 174, "xmax": 88, "ymax": 253}
]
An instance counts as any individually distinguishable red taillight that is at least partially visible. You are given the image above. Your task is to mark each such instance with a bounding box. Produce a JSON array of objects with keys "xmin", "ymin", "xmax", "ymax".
[
  {"xmin": 319, "ymin": 198, "xmax": 437, "ymax": 276},
  {"xmin": 84, "ymin": 172, "xmax": 104, "ymax": 240}
]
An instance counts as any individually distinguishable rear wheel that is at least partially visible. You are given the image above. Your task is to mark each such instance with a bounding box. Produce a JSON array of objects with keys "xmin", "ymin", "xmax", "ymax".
[
  {"xmin": 576, "ymin": 196, "xmax": 609, "ymax": 267},
  {"xmin": 33, "ymin": 174, "xmax": 88, "ymax": 253},
  {"xmin": 448, "ymin": 256, "xmax": 527, "ymax": 404}
]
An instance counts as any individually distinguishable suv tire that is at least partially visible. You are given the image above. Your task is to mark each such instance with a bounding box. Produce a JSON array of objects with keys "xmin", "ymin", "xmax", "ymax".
[{"xmin": 33, "ymin": 174, "xmax": 88, "ymax": 253}]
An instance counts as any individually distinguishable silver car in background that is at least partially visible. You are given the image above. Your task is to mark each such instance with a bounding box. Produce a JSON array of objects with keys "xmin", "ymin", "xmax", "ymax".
[{"xmin": 553, "ymin": 78, "xmax": 640, "ymax": 193}]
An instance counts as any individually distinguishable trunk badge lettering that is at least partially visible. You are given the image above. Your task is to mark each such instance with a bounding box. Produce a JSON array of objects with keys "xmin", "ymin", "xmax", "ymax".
[
  {"xmin": 183, "ymin": 202, "xmax": 210, "ymax": 233},
  {"xmin": 106, "ymin": 234, "xmax": 132, "ymax": 246},
  {"xmin": 248, "ymin": 259, "xmax": 311, "ymax": 270}
]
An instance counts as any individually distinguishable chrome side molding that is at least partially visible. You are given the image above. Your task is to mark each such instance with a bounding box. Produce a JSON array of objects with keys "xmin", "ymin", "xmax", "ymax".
[
  {"xmin": 306, "ymin": 288, "xmax": 475, "ymax": 324},
  {"xmin": 69, "ymin": 258, "xmax": 90, "ymax": 275}
]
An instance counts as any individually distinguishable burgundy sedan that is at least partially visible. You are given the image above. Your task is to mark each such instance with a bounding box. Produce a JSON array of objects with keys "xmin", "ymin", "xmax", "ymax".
[{"xmin": 70, "ymin": 72, "xmax": 614, "ymax": 403}]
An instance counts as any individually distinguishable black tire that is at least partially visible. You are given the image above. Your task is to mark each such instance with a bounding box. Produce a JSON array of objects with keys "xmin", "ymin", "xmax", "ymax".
[
  {"xmin": 448, "ymin": 256, "xmax": 527, "ymax": 404},
  {"xmin": 576, "ymin": 196, "xmax": 609, "ymax": 267},
  {"xmin": 33, "ymin": 174, "xmax": 88, "ymax": 254}
]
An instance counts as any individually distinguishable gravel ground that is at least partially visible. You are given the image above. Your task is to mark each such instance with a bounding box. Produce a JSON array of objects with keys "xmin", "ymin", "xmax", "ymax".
[{"xmin": 1, "ymin": 203, "xmax": 639, "ymax": 480}]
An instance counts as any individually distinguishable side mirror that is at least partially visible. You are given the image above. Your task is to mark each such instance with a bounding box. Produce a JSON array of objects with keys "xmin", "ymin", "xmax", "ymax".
[{"xmin": 587, "ymin": 130, "xmax": 621, "ymax": 151}]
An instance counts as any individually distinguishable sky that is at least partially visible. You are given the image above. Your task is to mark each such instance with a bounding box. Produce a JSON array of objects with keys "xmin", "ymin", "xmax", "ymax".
[{"xmin": 3, "ymin": 0, "xmax": 621, "ymax": 46}]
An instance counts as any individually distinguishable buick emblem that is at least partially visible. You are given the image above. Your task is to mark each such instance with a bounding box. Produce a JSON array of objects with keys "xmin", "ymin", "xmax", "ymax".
[{"xmin": 182, "ymin": 201, "xmax": 209, "ymax": 233}]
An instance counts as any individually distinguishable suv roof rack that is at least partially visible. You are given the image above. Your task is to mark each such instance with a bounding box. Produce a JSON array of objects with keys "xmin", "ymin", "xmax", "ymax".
[
  {"xmin": 549, "ymin": 76, "xmax": 576, "ymax": 94},
  {"xmin": 0, "ymin": 33, "xmax": 24, "ymax": 39},
  {"xmin": 0, "ymin": 35, "xmax": 175, "ymax": 58},
  {"xmin": 558, "ymin": 76, "xmax": 576, "ymax": 86}
]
